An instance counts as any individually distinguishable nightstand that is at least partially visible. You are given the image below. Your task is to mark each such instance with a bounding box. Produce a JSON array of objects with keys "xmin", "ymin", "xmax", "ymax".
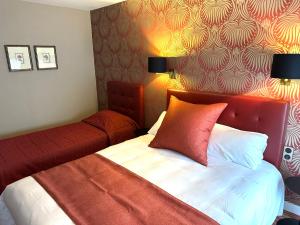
[
  {"xmin": 277, "ymin": 218, "xmax": 299, "ymax": 225},
  {"xmin": 135, "ymin": 128, "xmax": 149, "ymax": 137},
  {"xmin": 277, "ymin": 177, "xmax": 300, "ymax": 225}
]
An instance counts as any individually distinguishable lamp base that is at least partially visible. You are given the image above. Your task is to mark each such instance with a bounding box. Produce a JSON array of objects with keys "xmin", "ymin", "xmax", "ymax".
[
  {"xmin": 168, "ymin": 69, "xmax": 177, "ymax": 79},
  {"xmin": 280, "ymin": 79, "xmax": 291, "ymax": 85}
]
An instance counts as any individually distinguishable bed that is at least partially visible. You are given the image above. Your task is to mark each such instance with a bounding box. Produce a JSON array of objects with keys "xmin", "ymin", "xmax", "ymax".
[
  {"xmin": 0, "ymin": 89, "xmax": 289, "ymax": 225},
  {"xmin": 0, "ymin": 81, "xmax": 144, "ymax": 193}
]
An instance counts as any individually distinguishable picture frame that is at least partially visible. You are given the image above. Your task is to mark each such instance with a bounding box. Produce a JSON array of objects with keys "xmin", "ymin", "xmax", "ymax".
[
  {"xmin": 34, "ymin": 45, "xmax": 58, "ymax": 70},
  {"xmin": 4, "ymin": 45, "xmax": 33, "ymax": 72}
]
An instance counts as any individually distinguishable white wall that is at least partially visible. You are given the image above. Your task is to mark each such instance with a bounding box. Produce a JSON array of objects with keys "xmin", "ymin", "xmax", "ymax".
[{"xmin": 0, "ymin": 0, "xmax": 97, "ymax": 138}]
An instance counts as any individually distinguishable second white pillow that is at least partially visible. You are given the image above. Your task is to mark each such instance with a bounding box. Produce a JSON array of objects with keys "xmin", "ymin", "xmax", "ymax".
[{"xmin": 208, "ymin": 124, "xmax": 268, "ymax": 169}]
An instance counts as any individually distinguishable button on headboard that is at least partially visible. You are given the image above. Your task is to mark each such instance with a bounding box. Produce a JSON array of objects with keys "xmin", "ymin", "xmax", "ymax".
[
  {"xmin": 167, "ymin": 89, "xmax": 290, "ymax": 169},
  {"xmin": 107, "ymin": 81, "xmax": 144, "ymax": 128}
]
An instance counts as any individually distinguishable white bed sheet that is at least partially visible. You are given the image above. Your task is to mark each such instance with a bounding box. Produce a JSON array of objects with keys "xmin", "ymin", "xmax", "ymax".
[{"xmin": 0, "ymin": 134, "xmax": 284, "ymax": 225}]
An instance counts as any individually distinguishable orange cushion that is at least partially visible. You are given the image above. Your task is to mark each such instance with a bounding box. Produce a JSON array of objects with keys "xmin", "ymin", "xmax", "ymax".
[
  {"xmin": 83, "ymin": 110, "xmax": 139, "ymax": 144},
  {"xmin": 149, "ymin": 96, "xmax": 227, "ymax": 166}
]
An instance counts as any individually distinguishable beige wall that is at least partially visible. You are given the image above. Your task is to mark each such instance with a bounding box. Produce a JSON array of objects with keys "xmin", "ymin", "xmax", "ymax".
[{"xmin": 0, "ymin": 0, "xmax": 97, "ymax": 138}]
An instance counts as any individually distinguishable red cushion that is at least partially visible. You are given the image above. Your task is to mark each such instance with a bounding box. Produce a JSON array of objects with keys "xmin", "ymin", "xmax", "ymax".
[
  {"xmin": 149, "ymin": 96, "xmax": 227, "ymax": 166},
  {"xmin": 83, "ymin": 110, "xmax": 139, "ymax": 144}
]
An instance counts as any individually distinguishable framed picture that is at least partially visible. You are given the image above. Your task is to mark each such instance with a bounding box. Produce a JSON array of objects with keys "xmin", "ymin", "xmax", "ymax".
[
  {"xmin": 34, "ymin": 46, "xmax": 58, "ymax": 70},
  {"xmin": 4, "ymin": 45, "xmax": 33, "ymax": 72}
]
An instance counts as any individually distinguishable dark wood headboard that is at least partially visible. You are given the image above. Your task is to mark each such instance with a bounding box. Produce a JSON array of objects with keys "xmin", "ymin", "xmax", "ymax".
[
  {"xmin": 107, "ymin": 81, "xmax": 144, "ymax": 128},
  {"xmin": 167, "ymin": 89, "xmax": 290, "ymax": 169}
]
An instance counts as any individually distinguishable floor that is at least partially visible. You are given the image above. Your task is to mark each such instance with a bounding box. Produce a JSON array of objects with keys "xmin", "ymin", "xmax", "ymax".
[{"xmin": 273, "ymin": 211, "xmax": 300, "ymax": 224}]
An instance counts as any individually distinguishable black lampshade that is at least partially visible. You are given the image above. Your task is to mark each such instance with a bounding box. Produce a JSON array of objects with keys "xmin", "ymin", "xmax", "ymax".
[
  {"xmin": 271, "ymin": 54, "xmax": 300, "ymax": 79},
  {"xmin": 148, "ymin": 57, "xmax": 167, "ymax": 73}
]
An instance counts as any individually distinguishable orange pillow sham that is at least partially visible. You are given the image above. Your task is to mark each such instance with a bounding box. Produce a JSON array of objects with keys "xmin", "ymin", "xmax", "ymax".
[
  {"xmin": 83, "ymin": 110, "xmax": 139, "ymax": 144},
  {"xmin": 149, "ymin": 96, "xmax": 227, "ymax": 166}
]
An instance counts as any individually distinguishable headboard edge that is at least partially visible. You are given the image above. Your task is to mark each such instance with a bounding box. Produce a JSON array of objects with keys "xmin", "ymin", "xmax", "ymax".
[{"xmin": 107, "ymin": 81, "xmax": 144, "ymax": 128}]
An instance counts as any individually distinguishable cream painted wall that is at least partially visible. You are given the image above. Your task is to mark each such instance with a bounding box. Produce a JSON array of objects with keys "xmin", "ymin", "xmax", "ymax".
[{"xmin": 0, "ymin": 0, "xmax": 97, "ymax": 138}]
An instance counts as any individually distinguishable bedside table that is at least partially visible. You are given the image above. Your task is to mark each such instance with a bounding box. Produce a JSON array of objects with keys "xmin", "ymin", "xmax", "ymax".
[
  {"xmin": 277, "ymin": 177, "xmax": 300, "ymax": 225},
  {"xmin": 135, "ymin": 128, "xmax": 149, "ymax": 137},
  {"xmin": 277, "ymin": 218, "xmax": 299, "ymax": 225}
]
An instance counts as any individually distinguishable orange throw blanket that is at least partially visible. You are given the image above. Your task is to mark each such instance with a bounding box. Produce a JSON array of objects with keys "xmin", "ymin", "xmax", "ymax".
[{"xmin": 34, "ymin": 154, "xmax": 219, "ymax": 225}]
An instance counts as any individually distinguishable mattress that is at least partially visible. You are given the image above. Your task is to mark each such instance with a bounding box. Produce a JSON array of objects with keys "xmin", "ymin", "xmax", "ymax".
[{"xmin": 0, "ymin": 134, "xmax": 284, "ymax": 225}]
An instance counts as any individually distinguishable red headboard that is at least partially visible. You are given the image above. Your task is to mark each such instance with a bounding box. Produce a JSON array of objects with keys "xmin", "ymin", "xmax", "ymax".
[
  {"xmin": 107, "ymin": 81, "xmax": 144, "ymax": 128},
  {"xmin": 167, "ymin": 89, "xmax": 290, "ymax": 169}
]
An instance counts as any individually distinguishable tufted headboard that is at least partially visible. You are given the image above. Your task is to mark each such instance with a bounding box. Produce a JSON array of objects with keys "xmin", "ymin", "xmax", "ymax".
[
  {"xmin": 107, "ymin": 81, "xmax": 144, "ymax": 128},
  {"xmin": 167, "ymin": 89, "xmax": 290, "ymax": 169}
]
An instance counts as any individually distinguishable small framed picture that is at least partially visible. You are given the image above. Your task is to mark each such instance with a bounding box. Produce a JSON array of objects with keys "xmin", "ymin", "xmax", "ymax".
[
  {"xmin": 34, "ymin": 46, "xmax": 58, "ymax": 70},
  {"xmin": 4, "ymin": 45, "xmax": 33, "ymax": 72}
]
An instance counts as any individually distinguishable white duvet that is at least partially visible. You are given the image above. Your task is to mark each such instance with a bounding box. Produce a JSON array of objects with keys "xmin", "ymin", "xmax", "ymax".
[{"xmin": 0, "ymin": 134, "xmax": 284, "ymax": 225}]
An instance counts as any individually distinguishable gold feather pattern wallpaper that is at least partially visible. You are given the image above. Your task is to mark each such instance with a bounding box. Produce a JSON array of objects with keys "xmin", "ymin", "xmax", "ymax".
[{"xmin": 91, "ymin": 0, "xmax": 300, "ymax": 200}]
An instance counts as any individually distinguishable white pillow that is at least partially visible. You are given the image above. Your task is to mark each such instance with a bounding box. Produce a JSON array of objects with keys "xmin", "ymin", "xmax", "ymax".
[
  {"xmin": 148, "ymin": 111, "xmax": 268, "ymax": 169},
  {"xmin": 208, "ymin": 124, "xmax": 268, "ymax": 169},
  {"xmin": 148, "ymin": 111, "xmax": 166, "ymax": 135}
]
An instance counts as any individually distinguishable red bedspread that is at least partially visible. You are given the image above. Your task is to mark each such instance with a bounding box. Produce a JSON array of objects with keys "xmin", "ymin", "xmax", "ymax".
[
  {"xmin": 34, "ymin": 154, "xmax": 219, "ymax": 225},
  {"xmin": 0, "ymin": 122, "xmax": 108, "ymax": 193}
]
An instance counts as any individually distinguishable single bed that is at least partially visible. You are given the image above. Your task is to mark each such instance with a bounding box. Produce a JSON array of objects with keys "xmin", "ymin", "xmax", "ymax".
[
  {"xmin": 0, "ymin": 81, "xmax": 144, "ymax": 193},
  {"xmin": 0, "ymin": 90, "xmax": 289, "ymax": 225}
]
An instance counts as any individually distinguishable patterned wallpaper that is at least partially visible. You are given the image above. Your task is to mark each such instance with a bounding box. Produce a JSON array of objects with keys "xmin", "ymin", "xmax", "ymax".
[{"xmin": 91, "ymin": 0, "xmax": 300, "ymax": 185}]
